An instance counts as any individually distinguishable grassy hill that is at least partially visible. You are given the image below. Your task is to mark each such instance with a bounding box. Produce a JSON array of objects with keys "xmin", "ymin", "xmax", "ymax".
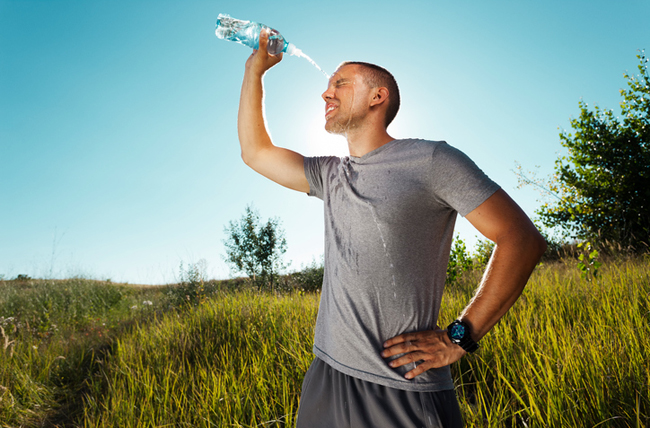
[{"xmin": 1, "ymin": 256, "xmax": 648, "ymax": 427}]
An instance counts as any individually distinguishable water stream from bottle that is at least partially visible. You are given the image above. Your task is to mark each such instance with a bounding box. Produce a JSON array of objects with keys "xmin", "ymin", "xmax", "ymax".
[{"xmin": 290, "ymin": 47, "xmax": 329, "ymax": 78}]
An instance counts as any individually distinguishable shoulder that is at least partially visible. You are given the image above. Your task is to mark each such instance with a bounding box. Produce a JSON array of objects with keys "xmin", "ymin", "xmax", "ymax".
[
  {"xmin": 389, "ymin": 138, "xmax": 449, "ymax": 155},
  {"xmin": 427, "ymin": 141, "xmax": 478, "ymax": 166},
  {"xmin": 374, "ymin": 139, "xmax": 444, "ymax": 159},
  {"xmin": 393, "ymin": 138, "xmax": 444, "ymax": 148},
  {"xmin": 390, "ymin": 139, "xmax": 472, "ymax": 164},
  {"xmin": 388, "ymin": 139, "xmax": 478, "ymax": 164}
]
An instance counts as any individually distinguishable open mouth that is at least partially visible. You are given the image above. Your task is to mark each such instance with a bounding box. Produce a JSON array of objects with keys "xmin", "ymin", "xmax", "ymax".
[{"xmin": 325, "ymin": 104, "xmax": 337, "ymax": 119}]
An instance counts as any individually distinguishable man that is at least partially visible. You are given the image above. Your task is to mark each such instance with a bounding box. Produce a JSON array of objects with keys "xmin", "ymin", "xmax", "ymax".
[{"xmin": 237, "ymin": 30, "xmax": 546, "ymax": 428}]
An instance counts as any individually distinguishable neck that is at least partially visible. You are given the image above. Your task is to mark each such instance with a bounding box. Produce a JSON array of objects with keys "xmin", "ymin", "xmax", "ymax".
[{"xmin": 345, "ymin": 126, "xmax": 395, "ymax": 158}]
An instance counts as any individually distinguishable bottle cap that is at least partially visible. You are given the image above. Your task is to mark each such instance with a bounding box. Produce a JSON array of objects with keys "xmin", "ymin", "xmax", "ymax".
[{"xmin": 285, "ymin": 43, "xmax": 300, "ymax": 56}]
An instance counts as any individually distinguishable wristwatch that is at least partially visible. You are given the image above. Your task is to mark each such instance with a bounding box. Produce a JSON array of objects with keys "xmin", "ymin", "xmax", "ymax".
[{"xmin": 446, "ymin": 319, "xmax": 479, "ymax": 353}]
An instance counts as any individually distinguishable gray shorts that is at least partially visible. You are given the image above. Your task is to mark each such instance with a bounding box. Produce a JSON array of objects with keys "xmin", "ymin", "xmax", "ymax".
[{"xmin": 296, "ymin": 357, "xmax": 464, "ymax": 428}]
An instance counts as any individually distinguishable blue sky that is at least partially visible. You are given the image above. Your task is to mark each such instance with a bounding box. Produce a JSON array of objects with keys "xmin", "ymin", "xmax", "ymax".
[{"xmin": 1, "ymin": 0, "xmax": 648, "ymax": 284}]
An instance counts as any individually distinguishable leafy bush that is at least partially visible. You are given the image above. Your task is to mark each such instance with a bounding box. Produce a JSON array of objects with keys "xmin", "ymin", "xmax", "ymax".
[
  {"xmin": 446, "ymin": 236, "xmax": 474, "ymax": 285},
  {"xmin": 576, "ymin": 241, "xmax": 602, "ymax": 281},
  {"xmin": 287, "ymin": 259, "xmax": 324, "ymax": 292},
  {"xmin": 164, "ymin": 261, "xmax": 210, "ymax": 308},
  {"xmin": 472, "ymin": 238, "xmax": 495, "ymax": 268}
]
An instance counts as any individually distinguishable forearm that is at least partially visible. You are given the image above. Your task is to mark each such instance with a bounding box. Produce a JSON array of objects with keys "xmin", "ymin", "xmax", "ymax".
[{"xmin": 460, "ymin": 227, "xmax": 546, "ymax": 341}]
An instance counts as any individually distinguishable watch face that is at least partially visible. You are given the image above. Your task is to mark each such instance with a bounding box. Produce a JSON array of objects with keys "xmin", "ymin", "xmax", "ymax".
[{"xmin": 450, "ymin": 323, "xmax": 466, "ymax": 340}]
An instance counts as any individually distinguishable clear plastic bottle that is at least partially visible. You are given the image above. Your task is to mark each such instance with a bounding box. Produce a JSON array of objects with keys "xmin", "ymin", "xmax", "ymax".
[{"xmin": 215, "ymin": 14, "xmax": 297, "ymax": 56}]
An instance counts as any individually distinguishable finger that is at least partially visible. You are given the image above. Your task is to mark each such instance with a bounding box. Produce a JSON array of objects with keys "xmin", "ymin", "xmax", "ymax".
[
  {"xmin": 382, "ymin": 335, "xmax": 402, "ymax": 351},
  {"xmin": 382, "ymin": 336, "xmax": 402, "ymax": 348},
  {"xmin": 404, "ymin": 360, "xmax": 437, "ymax": 380},
  {"xmin": 383, "ymin": 332, "xmax": 419, "ymax": 348},
  {"xmin": 381, "ymin": 340, "xmax": 418, "ymax": 358},
  {"xmin": 259, "ymin": 28, "xmax": 270, "ymax": 53},
  {"xmin": 387, "ymin": 351, "xmax": 427, "ymax": 368}
]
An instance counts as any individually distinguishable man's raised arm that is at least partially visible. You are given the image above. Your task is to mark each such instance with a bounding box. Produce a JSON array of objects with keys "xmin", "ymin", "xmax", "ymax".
[{"xmin": 237, "ymin": 30, "xmax": 310, "ymax": 193}]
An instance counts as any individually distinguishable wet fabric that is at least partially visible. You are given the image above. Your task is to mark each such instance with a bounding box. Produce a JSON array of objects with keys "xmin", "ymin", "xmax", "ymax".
[
  {"xmin": 303, "ymin": 139, "xmax": 499, "ymax": 391},
  {"xmin": 296, "ymin": 357, "xmax": 464, "ymax": 428}
]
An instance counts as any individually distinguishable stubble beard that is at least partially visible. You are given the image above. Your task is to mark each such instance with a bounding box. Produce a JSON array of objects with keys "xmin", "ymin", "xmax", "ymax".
[
  {"xmin": 325, "ymin": 110, "xmax": 364, "ymax": 136},
  {"xmin": 325, "ymin": 85, "xmax": 365, "ymax": 136}
]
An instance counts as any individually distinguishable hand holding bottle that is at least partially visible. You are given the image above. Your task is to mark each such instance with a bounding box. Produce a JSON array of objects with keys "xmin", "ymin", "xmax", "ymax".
[{"xmin": 245, "ymin": 29, "xmax": 283, "ymax": 77}]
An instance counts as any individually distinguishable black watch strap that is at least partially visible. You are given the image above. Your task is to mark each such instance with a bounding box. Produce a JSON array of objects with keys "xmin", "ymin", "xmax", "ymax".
[{"xmin": 446, "ymin": 319, "xmax": 479, "ymax": 353}]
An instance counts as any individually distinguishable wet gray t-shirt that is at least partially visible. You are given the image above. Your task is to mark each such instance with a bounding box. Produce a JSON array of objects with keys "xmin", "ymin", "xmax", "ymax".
[{"xmin": 304, "ymin": 139, "xmax": 500, "ymax": 392}]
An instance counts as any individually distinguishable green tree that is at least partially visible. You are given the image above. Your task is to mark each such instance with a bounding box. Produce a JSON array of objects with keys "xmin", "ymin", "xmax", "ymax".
[
  {"xmin": 223, "ymin": 205, "xmax": 287, "ymax": 290},
  {"xmin": 521, "ymin": 51, "xmax": 650, "ymax": 251},
  {"xmin": 446, "ymin": 236, "xmax": 473, "ymax": 285}
]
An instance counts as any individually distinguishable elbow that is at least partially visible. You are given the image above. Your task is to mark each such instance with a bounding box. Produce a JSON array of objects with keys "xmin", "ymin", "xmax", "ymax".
[
  {"xmin": 503, "ymin": 226, "xmax": 547, "ymax": 264},
  {"xmin": 240, "ymin": 150, "xmax": 250, "ymax": 166},
  {"xmin": 532, "ymin": 230, "xmax": 547, "ymax": 262},
  {"xmin": 240, "ymin": 149, "xmax": 256, "ymax": 169},
  {"xmin": 239, "ymin": 142, "xmax": 269, "ymax": 170}
]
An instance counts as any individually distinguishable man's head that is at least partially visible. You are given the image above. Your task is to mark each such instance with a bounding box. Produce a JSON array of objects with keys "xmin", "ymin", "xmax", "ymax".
[
  {"xmin": 337, "ymin": 61, "xmax": 400, "ymax": 128},
  {"xmin": 322, "ymin": 62, "xmax": 400, "ymax": 135}
]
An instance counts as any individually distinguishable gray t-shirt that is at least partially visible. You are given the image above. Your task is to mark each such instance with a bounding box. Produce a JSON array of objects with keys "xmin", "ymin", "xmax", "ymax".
[{"xmin": 304, "ymin": 139, "xmax": 500, "ymax": 392}]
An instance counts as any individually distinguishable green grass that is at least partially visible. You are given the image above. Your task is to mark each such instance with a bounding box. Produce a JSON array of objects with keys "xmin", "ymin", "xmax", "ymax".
[
  {"xmin": 442, "ymin": 257, "xmax": 650, "ymax": 427},
  {"xmin": 82, "ymin": 290, "xmax": 318, "ymax": 427},
  {"xmin": 0, "ymin": 278, "xmax": 168, "ymax": 426},
  {"xmin": 1, "ymin": 257, "xmax": 648, "ymax": 427}
]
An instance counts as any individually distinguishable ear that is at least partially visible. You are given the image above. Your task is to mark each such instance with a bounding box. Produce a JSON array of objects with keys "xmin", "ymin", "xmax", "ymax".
[{"xmin": 369, "ymin": 87, "xmax": 390, "ymax": 108}]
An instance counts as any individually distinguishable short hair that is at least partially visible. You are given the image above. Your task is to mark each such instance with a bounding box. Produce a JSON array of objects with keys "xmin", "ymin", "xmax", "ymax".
[{"xmin": 338, "ymin": 61, "xmax": 400, "ymax": 127}]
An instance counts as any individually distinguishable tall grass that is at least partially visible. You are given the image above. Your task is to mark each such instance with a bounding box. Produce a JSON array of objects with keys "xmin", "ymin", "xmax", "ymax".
[
  {"xmin": 0, "ymin": 278, "xmax": 166, "ymax": 427},
  {"xmin": 443, "ymin": 257, "xmax": 649, "ymax": 427},
  {"xmin": 1, "ymin": 257, "xmax": 648, "ymax": 427},
  {"xmin": 82, "ymin": 290, "xmax": 318, "ymax": 427}
]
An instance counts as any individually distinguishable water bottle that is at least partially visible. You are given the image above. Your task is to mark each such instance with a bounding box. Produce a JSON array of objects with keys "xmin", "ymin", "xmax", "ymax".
[{"xmin": 215, "ymin": 14, "xmax": 297, "ymax": 56}]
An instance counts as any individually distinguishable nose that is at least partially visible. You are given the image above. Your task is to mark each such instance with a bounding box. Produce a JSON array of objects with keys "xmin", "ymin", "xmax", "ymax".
[{"xmin": 322, "ymin": 87, "xmax": 334, "ymax": 102}]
